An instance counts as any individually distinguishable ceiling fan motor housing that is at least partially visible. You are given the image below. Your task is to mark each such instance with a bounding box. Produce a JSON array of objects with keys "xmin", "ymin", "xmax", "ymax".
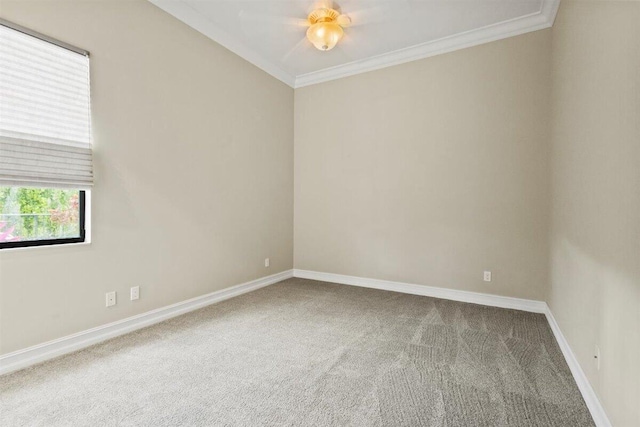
[{"xmin": 308, "ymin": 8, "xmax": 340, "ymax": 24}]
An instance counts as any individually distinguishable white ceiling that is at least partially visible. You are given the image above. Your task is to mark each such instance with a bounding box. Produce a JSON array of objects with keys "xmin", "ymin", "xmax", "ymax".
[{"xmin": 149, "ymin": 0, "xmax": 559, "ymax": 87}]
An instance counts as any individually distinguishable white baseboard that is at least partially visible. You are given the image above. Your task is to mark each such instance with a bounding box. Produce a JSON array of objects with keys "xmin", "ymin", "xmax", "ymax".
[
  {"xmin": 544, "ymin": 308, "xmax": 612, "ymax": 427},
  {"xmin": 0, "ymin": 269, "xmax": 293, "ymax": 376},
  {"xmin": 1, "ymin": 267, "xmax": 612, "ymax": 427},
  {"xmin": 293, "ymin": 268, "xmax": 611, "ymax": 427},
  {"xmin": 293, "ymin": 269, "xmax": 547, "ymax": 313}
]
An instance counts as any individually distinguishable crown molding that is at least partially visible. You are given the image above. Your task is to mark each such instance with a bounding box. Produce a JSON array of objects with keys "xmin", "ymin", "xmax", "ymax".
[
  {"xmin": 295, "ymin": 0, "xmax": 560, "ymax": 88},
  {"xmin": 148, "ymin": 0, "xmax": 559, "ymax": 89},
  {"xmin": 148, "ymin": 0, "xmax": 296, "ymax": 87}
]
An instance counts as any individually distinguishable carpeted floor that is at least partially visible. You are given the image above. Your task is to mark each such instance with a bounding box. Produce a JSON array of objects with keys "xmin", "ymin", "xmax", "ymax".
[{"xmin": 1, "ymin": 278, "xmax": 594, "ymax": 426}]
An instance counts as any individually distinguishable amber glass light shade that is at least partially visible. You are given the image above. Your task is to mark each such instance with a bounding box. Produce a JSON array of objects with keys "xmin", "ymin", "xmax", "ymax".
[{"xmin": 306, "ymin": 21, "xmax": 344, "ymax": 51}]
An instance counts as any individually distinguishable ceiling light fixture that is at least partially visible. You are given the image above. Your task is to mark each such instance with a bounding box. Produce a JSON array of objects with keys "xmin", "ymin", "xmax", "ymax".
[{"xmin": 306, "ymin": 8, "xmax": 351, "ymax": 51}]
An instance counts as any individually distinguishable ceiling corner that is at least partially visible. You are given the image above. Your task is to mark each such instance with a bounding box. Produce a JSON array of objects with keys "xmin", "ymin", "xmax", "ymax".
[
  {"xmin": 294, "ymin": 0, "xmax": 561, "ymax": 88},
  {"xmin": 149, "ymin": 0, "xmax": 561, "ymax": 90},
  {"xmin": 148, "ymin": 0, "xmax": 296, "ymax": 88}
]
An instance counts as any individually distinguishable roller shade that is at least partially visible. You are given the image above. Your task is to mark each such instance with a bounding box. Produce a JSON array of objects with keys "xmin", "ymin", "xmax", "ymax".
[{"xmin": 0, "ymin": 21, "xmax": 92, "ymax": 189}]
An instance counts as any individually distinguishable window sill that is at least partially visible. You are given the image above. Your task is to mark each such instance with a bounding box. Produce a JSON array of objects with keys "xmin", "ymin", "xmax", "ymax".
[{"xmin": 0, "ymin": 240, "xmax": 91, "ymax": 254}]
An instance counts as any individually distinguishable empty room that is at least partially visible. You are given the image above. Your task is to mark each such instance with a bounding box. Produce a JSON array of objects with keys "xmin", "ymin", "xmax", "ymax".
[{"xmin": 0, "ymin": 0, "xmax": 638, "ymax": 425}]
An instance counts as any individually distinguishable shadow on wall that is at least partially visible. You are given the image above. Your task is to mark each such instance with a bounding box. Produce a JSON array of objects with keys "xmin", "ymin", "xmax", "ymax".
[{"xmin": 550, "ymin": 236, "xmax": 640, "ymax": 423}]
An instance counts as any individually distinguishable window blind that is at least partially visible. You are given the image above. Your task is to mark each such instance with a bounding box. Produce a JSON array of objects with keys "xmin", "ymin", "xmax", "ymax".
[{"xmin": 0, "ymin": 21, "xmax": 92, "ymax": 189}]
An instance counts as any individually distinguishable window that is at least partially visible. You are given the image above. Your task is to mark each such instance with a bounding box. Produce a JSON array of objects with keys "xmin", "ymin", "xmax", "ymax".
[
  {"xmin": 0, "ymin": 19, "xmax": 92, "ymax": 249},
  {"xmin": 0, "ymin": 187, "xmax": 85, "ymax": 248}
]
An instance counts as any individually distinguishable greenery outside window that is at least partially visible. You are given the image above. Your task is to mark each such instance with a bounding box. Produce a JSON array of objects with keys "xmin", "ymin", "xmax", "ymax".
[
  {"xmin": 0, "ymin": 21, "xmax": 92, "ymax": 249},
  {"xmin": 0, "ymin": 187, "xmax": 86, "ymax": 249}
]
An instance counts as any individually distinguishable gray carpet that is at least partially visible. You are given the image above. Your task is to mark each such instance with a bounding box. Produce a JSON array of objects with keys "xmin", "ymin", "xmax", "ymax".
[{"xmin": 0, "ymin": 278, "xmax": 594, "ymax": 426}]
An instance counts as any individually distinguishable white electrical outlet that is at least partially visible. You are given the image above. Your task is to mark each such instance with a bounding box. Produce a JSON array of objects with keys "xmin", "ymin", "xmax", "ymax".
[
  {"xmin": 130, "ymin": 286, "xmax": 140, "ymax": 301},
  {"xmin": 483, "ymin": 271, "xmax": 492, "ymax": 282},
  {"xmin": 265, "ymin": 258, "xmax": 270, "ymax": 267},
  {"xmin": 106, "ymin": 291, "xmax": 116, "ymax": 307},
  {"xmin": 595, "ymin": 345, "xmax": 601, "ymax": 370}
]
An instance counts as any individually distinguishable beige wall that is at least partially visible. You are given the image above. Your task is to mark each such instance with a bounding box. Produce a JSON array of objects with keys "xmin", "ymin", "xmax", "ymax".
[
  {"xmin": 1, "ymin": 1, "xmax": 638, "ymax": 424},
  {"xmin": 549, "ymin": 1, "xmax": 640, "ymax": 425},
  {"xmin": 294, "ymin": 30, "xmax": 552, "ymax": 300},
  {"xmin": 0, "ymin": 0, "xmax": 294, "ymax": 354}
]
